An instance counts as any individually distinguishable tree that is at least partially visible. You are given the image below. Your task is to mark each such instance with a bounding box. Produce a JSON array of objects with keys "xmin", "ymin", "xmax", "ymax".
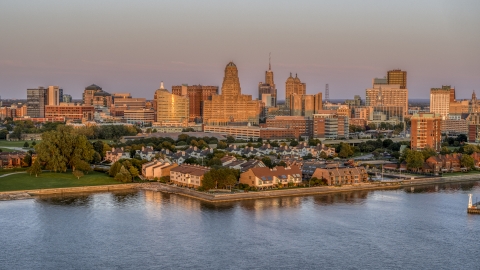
[
  {"xmin": 382, "ymin": 139, "xmax": 393, "ymax": 148},
  {"xmin": 217, "ymin": 141, "xmax": 227, "ymax": 149},
  {"xmin": 129, "ymin": 166, "xmax": 139, "ymax": 179},
  {"xmin": 23, "ymin": 141, "xmax": 29, "ymax": 148},
  {"xmin": 440, "ymin": 146, "xmax": 451, "ymax": 155},
  {"xmin": 72, "ymin": 170, "xmax": 84, "ymax": 179},
  {"xmin": 23, "ymin": 154, "xmax": 32, "ymax": 167},
  {"xmin": 201, "ymin": 168, "xmax": 239, "ymax": 190},
  {"xmin": 338, "ymin": 143, "xmax": 354, "ymax": 158},
  {"xmin": 319, "ymin": 151, "xmax": 328, "ymax": 160},
  {"xmin": 115, "ymin": 166, "xmax": 132, "ymax": 183},
  {"xmin": 35, "ymin": 125, "xmax": 95, "ymax": 172},
  {"xmin": 226, "ymin": 136, "xmax": 235, "ymax": 143},
  {"xmin": 27, "ymin": 159, "xmax": 42, "ymax": 177},
  {"xmin": 462, "ymin": 144, "xmax": 479, "ymax": 155},
  {"xmin": 109, "ymin": 161, "xmax": 123, "ymax": 177},
  {"xmin": 289, "ymin": 140, "xmax": 299, "ymax": 147},
  {"xmin": 421, "ymin": 146, "xmax": 437, "ymax": 161},
  {"xmin": 406, "ymin": 150, "xmax": 424, "ymax": 170},
  {"xmin": 261, "ymin": 157, "xmax": 273, "ymax": 168},
  {"xmin": 461, "ymin": 154, "xmax": 475, "ymax": 170}
]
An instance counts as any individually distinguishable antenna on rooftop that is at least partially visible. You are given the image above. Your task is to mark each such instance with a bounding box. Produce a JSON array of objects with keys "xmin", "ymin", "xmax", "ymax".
[{"xmin": 325, "ymin": 84, "xmax": 329, "ymax": 102}]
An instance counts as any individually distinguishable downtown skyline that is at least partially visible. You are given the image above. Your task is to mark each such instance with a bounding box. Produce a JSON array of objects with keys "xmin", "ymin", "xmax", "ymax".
[{"xmin": 1, "ymin": 0, "xmax": 479, "ymax": 100}]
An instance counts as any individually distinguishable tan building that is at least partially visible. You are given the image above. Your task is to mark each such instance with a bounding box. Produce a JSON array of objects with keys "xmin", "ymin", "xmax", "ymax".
[
  {"xmin": 311, "ymin": 166, "xmax": 368, "ymax": 186},
  {"xmin": 285, "ymin": 73, "xmax": 306, "ymax": 106},
  {"xmin": 170, "ymin": 164, "xmax": 210, "ymax": 188},
  {"xmin": 449, "ymin": 100, "xmax": 469, "ymax": 118},
  {"xmin": 239, "ymin": 165, "xmax": 302, "ymax": 189},
  {"xmin": 202, "ymin": 62, "xmax": 261, "ymax": 125},
  {"xmin": 123, "ymin": 109, "xmax": 155, "ymax": 125},
  {"xmin": 172, "ymin": 84, "xmax": 218, "ymax": 122},
  {"xmin": 203, "ymin": 125, "xmax": 299, "ymax": 140},
  {"xmin": 266, "ymin": 116, "xmax": 313, "ymax": 137},
  {"xmin": 410, "ymin": 113, "xmax": 442, "ymax": 151},
  {"xmin": 289, "ymin": 93, "xmax": 322, "ymax": 117},
  {"xmin": 365, "ymin": 84, "xmax": 408, "ymax": 116},
  {"xmin": 47, "ymin": 86, "xmax": 60, "ymax": 106},
  {"xmin": 45, "ymin": 103, "xmax": 94, "ymax": 121},
  {"xmin": 387, "ymin": 69, "xmax": 407, "ymax": 89},
  {"xmin": 430, "ymin": 85, "xmax": 452, "ymax": 120},
  {"xmin": 313, "ymin": 110, "xmax": 349, "ymax": 139},
  {"xmin": 258, "ymin": 57, "xmax": 277, "ymax": 106},
  {"xmin": 154, "ymin": 83, "xmax": 189, "ymax": 125},
  {"xmin": 142, "ymin": 160, "xmax": 178, "ymax": 180},
  {"xmin": 82, "ymin": 84, "xmax": 113, "ymax": 107}
]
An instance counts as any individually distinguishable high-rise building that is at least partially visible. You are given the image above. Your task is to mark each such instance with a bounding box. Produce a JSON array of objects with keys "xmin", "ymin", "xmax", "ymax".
[
  {"xmin": 258, "ymin": 56, "xmax": 277, "ymax": 106},
  {"xmin": 313, "ymin": 110, "xmax": 349, "ymax": 139},
  {"xmin": 82, "ymin": 84, "xmax": 112, "ymax": 107},
  {"xmin": 172, "ymin": 84, "xmax": 218, "ymax": 122},
  {"xmin": 387, "ymin": 69, "xmax": 407, "ymax": 89},
  {"xmin": 47, "ymin": 86, "xmax": 60, "ymax": 106},
  {"xmin": 365, "ymin": 84, "xmax": 408, "ymax": 116},
  {"xmin": 410, "ymin": 113, "xmax": 442, "ymax": 151},
  {"xmin": 430, "ymin": 85, "xmax": 452, "ymax": 120},
  {"xmin": 26, "ymin": 87, "xmax": 47, "ymax": 118},
  {"xmin": 289, "ymin": 93, "xmax": 323, "ymax": 118},
  {"xmin": 285, "ymin": 73, "xmax": 306, "ymax": 106},
  {"xmin": 202, "ymin": 62, "xmax": 261, "ymax": 125},
  {"xmin": 154, "ymin": 83, "xmax": 189, "ymax": 125},
  {"xmin": 62, "ymin": 94, "xmax": 72, "ymax": 103}
]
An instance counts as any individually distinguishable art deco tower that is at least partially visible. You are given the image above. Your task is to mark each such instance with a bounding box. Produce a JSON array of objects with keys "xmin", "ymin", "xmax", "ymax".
[
  {"xmin": 203, "ymin": 62, "xmax": 261, "ymax": 125},
  {"xmin": 258, "ymin": 54, "xmax": 277, "ymax": 106},
  {"xmin": 221, "ymin": 62, "xmax": 242, "ymax": 98},
  {"xmin": 285, "ymin": 73, "xmax": 306, "ymax": 106}
]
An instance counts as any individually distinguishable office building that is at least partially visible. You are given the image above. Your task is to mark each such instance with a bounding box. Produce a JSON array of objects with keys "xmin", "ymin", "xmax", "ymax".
[
  {"xmin": 365, "ymin": 84, "xmax": 408, "ymax": 116},
  {"xmin": 47, "ymin": 86, "xmax": 60, "ymax": 106},
  {"xmin": 410, "ymin": 113, "xmax": 442, "ymax": 151},
  {"xmin": 430, "ymin": 85, "xmax": 453, "ymax": 120},
  {"xmin": 285, "ymin": 73, "xmax": 306, "ymax": 106},
  {"xmin": 26, "ymin": 87, "xmax": 47, "ymax": 118},
  {"xmin": 387, "ymin": 69, "xmax": 407, "ymax": 89},
  {"xmin": 172, "ymin": 84, "xmax": 218, "ymax": 122},
  {"xmin": 82, "ymin": 84, "xmax": 113, "ymax": 107},
  {"xmin": 289, "ymin": 93, "xmax": 323, "ymax": 118},
  {"xmin": 202, "ymin": 62, "xmax": 261, "ymax": 125},
  {"xmin": 45, "ymin": 103, "xmax": 95, "ymax": 121},
  {"xmin": 154, "ymin": 83, "xmax": 189, "ymax": 126},
  {"xmin": 313, "ymin": 110, "xmax": 349, "ymax": 139}
]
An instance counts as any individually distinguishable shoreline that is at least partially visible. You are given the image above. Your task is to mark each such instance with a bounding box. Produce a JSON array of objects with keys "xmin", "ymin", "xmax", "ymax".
[{"xmin": 1, "ymin": 174, "xmax": 479, "ymax": 202}]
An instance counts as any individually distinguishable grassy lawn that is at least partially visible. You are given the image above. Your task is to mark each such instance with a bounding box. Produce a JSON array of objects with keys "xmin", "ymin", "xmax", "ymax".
[
  {"xmin": 0, "ymin": 171, "xmax": 121, "ymax": 192},
  {"xmin": 0, "ymin": 140, "xmax": 38, "ymax": 148},
  {"xmin": 0, "ymin": 167, "xmax": 28, "ymax": 176},
  {"xmin": 0, "ymin": 147, "xmax": 16, "ymax": 152},
  {"xmin": 441, "ymin": 170, "xmax": 480, "ymax": 177}
]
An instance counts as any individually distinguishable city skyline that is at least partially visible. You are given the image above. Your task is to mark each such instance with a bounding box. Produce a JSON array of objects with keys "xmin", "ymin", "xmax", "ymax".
[{"xmin": 1, "ymin": 0, "xmax": 479, "ymax": 99}]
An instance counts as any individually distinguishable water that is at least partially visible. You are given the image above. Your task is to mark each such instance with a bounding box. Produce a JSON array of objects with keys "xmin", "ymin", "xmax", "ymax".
[{"xmin": 1, "ymin": 182, "xmax": 480, "ymax": 269}]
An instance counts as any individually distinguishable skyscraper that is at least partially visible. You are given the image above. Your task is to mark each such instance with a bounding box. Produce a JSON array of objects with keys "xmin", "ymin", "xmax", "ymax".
[
  {"xmin": 172, "ymin": 84, "xmax": 218, "ymax": 122},
  {"xmin": 430, "ymin": 85, "xmax": 453, "ymax": 120},
  {"xmin": 258, "ymin": 55, "xmax": 277, "ymax": 106},
  {"xmin": 387, "ymin": 69, "xmax": 407, "ymax": 89},
  {"xmin": 285, "ymin": 73, "xmax": 306, "ymax": 106},
  {"xmin": 47, "ymin": 86, "xmax": 60, "ymax": 106},
  {"xmin": 154, "ymin": 82, "xmax": 189, "ymax": 125},
  {"xmin": 365, "ymin": 84, "xmax": 408, "ymax": 116},
  {"xmin": 410, "ymin": 113, "xmax": 442, "ymax": 151},
  {"xmin": 26, "ymin": 87, "xmax": 47, "ymax": 118},
  {"xmin": 202, "ymin": 62, "xmax": 261, "ymax": 125}
]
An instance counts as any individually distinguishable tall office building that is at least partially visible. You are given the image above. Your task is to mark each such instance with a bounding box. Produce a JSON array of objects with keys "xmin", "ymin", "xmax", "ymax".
[
  {"xmin": 410, "ymin": 113, "xmax": 442, "ymax": 151},
  {"xmin": 258, "ymin": 56, "xmax": 277, "ymax": 106},
  {"xmin": 172, "ymin": 84, "xmax": 218, "ymax": 122},
  {"xmin": 154, "ymin": 83, "xmax": 189, "ymax": 125},
  {"xmin": 387, "ymin": 69, "xmax": 407, "ymax": 89},
  {"xmin": 285, "ymin": 73, "xmax": 306, "ymax": 106},
  {"xmin": 289, "ymin": 93, "xmax": 323, "ymax": 118},
  {"xmin": 202, "ymin": 62, "xmax": 261, "ymax": 125},
  {"xmin": 47, "ymin": 86, "xmax": 60, "ymax": 106},
  {"xmin": 365, "ymin": 84, "xmax": 408, "ymax": 116},
  {"xmin": 26, "ymin": 87, "xmax": 47, "ymax": 118},
  {"xmin": 430, "ymin": 85, "xmax": 453, "ymax": 120},
  {"xmin": 82, "ymin": 84, "xmax": 113, "ymax": 107}
]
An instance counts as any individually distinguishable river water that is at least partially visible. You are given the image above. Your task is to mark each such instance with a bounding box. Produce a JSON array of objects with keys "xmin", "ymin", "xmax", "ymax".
[{"xmin": 1, "ymin": 182, "xmax": 480, "ymax": 270}]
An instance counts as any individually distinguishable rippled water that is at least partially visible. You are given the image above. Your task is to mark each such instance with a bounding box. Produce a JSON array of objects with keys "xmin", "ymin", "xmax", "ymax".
[{"xmin": 1, "ymin": 182, "xmax": 480, "ymax": 269}]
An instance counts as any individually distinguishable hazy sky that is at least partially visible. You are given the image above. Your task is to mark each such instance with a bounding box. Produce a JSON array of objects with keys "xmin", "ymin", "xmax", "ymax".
[{"xmin": 1, "ymin": 0, "xmax": 479, "ymax": 100}]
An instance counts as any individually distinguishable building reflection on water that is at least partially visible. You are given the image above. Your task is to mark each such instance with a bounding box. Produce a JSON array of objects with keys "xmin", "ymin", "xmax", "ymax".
[{"xmin": 404, "ymin": 181, "xmax": 479, "ymax": 193}]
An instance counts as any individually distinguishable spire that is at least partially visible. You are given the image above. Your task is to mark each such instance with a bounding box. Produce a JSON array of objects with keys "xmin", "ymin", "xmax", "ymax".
[
  {"xmin": 268, "ymin": 52, "xmax": 271, "ymax": 71},
  {"xmin": 160, "ymin": 81, "xmax": 164, "ymax": 89},
  {"xmin": 295, "ymin": 73, "xmax": 298, "ymax": 78}
]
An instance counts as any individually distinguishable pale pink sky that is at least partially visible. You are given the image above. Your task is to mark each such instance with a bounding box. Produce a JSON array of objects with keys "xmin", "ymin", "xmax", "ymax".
[{"xmin": 1, "ymin": 0, "xmax": 479, "ymax": 100}]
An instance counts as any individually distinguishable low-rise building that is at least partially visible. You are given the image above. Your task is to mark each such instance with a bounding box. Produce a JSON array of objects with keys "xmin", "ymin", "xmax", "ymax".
[
  {"xmin": 170, "ymin": 164, "xmax": 210, "ymax": 188},
  {"xmin": 105, "ymin": 147, "xmax": 130, "ymax": 163},
  {"xmin": 142, "ymin": 159, "xmax": 177, "ymax": 180},
  {"xmin": 239, "ymin": 165, "xmax": 302, "ymax": 189},
  {"xmin": 311, "ymin": 166, "xmax": 368, "ymax": 186}
]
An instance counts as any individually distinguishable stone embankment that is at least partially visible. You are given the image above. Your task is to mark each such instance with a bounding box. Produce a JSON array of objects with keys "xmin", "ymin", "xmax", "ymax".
[
  {"xmin": 139, "ymin": 174, "xmax": 480, "ymax": 203},
  {"xmin": 0, "ymin": 183, "xmax": 140, "ymax": 201}
]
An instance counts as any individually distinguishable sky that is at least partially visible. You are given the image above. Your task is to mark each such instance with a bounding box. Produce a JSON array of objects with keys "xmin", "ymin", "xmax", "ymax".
[{"xmin": 1, "ymin": 0, "xmax": 479, "ymax": 100}]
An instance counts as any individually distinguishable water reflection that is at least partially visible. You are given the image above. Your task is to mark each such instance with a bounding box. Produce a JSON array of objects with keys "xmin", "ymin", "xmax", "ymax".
[
  {"xmin": 313, "ymin": 191, "xmax": 369, "ymax": 205},
  {"xmin": 404, "ymin": 181, "xmax": 479, "ymax": 193}
]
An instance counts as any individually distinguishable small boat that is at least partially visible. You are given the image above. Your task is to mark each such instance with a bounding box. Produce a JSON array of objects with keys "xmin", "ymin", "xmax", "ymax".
[{"xmin": 467, "ymin": 194, "xmax": 480, "ymax": 214}]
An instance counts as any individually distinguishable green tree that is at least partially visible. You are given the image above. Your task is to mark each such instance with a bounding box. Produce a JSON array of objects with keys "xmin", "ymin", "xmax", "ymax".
[
  {"xmin": 421, "ymin": 146, "xmax": 437, "ymax": 161},
  {"xmin": 129, "ymin": 166, "xmax": 139, "ymax": 179},
  {"xmin": 319, "ymin": 151, "xmax": 328, "ymax": 159},
  {"xmin": 27, "ymin": 159, "xmax": 42, "ymax": 177},
  {"xmin": 406, "ymin": 150, "xmax": 424, "ymax": 170},
  {"xmin": 289, "ymin": 140, "xmax": 299, "ymax": 147},
  {"xmin": 462, "ymin": 144, "xmax": 479, "ymax": 155},
  {"xmin": 440, "ymin": 146, "xmax": 451, "ymax": 155},
  {"xmin": 109, "ymin": 161, "xmax": 123, "ymax": 177},
  {"xmin": 201, "ymin": 168, "xmax": 238, "ymax": 190},
  {"xmin": 23, "ymin": 141, "xmax": 29, "ymax": 148},
  {"xmin": 461, "ymin": 154, "xmax": 475, "ymax": 170},
  {"xmin": 23, "ymin": 154, "xmax": 32, "ymax": 167},
  {"xmin": 261, "ymin": 157, "xmax": 273, "ymax": 168},
  {"xmin": 35, "ymin": 126, "xmax": 95, "ymax": 172},
  {"xmin": 115, "ymin": 166, "xmax": 132, "ymax": 183},
  {"xmin": 338, "ymin": 143, "xmax": 354, "ymax": 158},
  {"xmin": 72, "ymin": 170, "xmax": 84, "ymax": 179}
]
